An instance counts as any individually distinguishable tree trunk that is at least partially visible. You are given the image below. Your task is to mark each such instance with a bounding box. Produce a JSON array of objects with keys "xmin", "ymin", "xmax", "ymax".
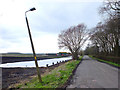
[
  {"xmin": 114, "ymin": 38, "xmax": 120, "ymax": 57},
  {"xmin": 72, "ymin": 52, "xmax": 79, "ymax": 60}
]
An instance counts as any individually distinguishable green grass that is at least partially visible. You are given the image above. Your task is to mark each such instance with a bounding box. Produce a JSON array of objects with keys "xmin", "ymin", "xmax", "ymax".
[
  {"xmin": 89, "ymin": 55, "xmax": 120, "ymax": 67},
  {"xmin": 16, "ymin": 59, "xmax": 81, "ymax": 88},
  {"xmin": 79, "ymin": 56, "xmax": 83, "ymax": 61}
]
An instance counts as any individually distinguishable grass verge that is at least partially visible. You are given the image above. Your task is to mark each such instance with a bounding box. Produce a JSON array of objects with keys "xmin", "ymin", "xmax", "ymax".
[
  {"xmin": 79, "ymin": 56, "xmax": 83, "ymax": 61},
  {"xmin": 89, "ymin": 55, "xmax": 120, "ymax": 67},
  {"xmin": 15, "ymin": 57, "xmax": 82, "ymax": 88}
]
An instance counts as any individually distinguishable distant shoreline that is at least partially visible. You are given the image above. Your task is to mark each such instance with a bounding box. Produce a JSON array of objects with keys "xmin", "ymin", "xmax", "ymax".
[{"xmin": 1, "ymin": 55, "xmax": 70, "ymax": 64}]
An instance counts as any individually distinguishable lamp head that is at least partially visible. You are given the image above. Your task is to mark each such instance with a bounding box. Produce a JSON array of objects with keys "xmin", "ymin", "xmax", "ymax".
[
  {"xmin": 29, "ymin": 7, "xmax": 36, "ymax": 11},
  {"xmin": 25, "ymin": 7, "xmax": 36, "ymax": 16}
]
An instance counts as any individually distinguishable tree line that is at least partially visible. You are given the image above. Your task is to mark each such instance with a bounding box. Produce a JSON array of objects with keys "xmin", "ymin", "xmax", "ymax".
[
  {"xmin": 58, "ymin": 0, "xmax": 120, "ymax": 60},
  {"xmin": 85, "ymin": 0, "xmax": 120, "ymax": 57}
]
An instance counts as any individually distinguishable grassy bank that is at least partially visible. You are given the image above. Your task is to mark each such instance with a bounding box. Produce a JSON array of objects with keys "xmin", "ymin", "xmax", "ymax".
[
  {"xmin": 15, "ymin": 56, "xmax": 82, "ymax": 88},
  {"xmin": 79, "ymin": 56, "xmax": 83, "ymax": 60},
  {"xmin": 89, "ymin": 55, "xmax": 120, "ymax": 67}
]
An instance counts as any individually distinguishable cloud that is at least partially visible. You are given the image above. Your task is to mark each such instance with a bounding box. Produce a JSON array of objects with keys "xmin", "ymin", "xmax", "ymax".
[
  {"xmin": 28, "ymin": 0, "xmax": 104, "ymax": 3},
  {"xmin": 29, "ymin": 2, "xmax": 102, "ymax": 32},
  {"xmin": 0, "ymin": 1, "xmax": 103, "ymax": 53}
]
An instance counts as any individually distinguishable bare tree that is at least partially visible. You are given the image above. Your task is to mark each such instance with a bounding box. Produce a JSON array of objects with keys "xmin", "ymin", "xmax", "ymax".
[
  {"xmin": 99, "ymin": 0, "xmax": 120, "ymax": 17},
  {"xmin": 58, "ymin": 23, "xmax": 89, "ymax": 60},
  {"xmin": 86, "ymin": 0, "xmax": 120, "ymax": 57},
  {"xmin": 97, "ymin": 0, "xmax": 120, "ymax": 56},
  {"xmin": 90, "ymin": 16, "xmax": 120, "ymax": 57}
]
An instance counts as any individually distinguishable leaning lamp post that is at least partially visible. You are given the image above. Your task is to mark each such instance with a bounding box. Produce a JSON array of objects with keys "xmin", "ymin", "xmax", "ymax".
[{"xmin": 25, "ymin": 7, "xmax": 42, "ymax": 82}]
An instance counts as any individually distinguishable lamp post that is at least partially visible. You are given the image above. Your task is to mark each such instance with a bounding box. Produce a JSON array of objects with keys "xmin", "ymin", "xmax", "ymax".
[{"xmin": 25, "ymin": 7, "xmax": 42, "ymax": 82}]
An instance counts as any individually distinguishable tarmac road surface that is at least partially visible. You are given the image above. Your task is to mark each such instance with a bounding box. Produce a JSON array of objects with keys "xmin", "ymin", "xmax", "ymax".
[{"xmin": 67, "ymin": 55, "xmax": 119, "ymax": 88}]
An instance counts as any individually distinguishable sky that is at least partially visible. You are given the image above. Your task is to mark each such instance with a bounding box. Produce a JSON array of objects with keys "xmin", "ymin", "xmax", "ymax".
[{"xmin": 0, "ymin": 0, "xmax": 104, "ymax": 53}]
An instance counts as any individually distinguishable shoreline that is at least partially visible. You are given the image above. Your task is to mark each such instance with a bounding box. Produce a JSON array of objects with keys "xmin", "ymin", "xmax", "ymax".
[
  {"xmin": 1, "ymin": 55, "xmax": 70, "ymax": 64},
  {"xmin": 2, "ymin": 60, "xmax": 69, "ymax": 89}
]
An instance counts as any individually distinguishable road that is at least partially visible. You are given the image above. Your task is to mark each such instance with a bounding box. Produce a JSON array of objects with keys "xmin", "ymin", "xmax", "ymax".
[{"xmin": 67, "ymin": 55, "xmax": 119, "ymax": 88}]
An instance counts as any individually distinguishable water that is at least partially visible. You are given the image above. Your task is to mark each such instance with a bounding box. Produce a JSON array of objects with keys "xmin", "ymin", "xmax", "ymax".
[{"xmin": 0, "ymin": 56, "xmax": 72, "ymax": 68}]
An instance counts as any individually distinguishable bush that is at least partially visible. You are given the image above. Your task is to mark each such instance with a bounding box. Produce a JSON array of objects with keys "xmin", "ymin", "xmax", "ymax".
[{"xmin": 93, "ymin": 55, "xmax": 120, "ymax": 64}]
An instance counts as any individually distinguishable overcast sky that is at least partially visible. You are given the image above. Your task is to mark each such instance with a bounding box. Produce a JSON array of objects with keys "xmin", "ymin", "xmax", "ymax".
[{"xmin": 0, "ymin": 0, "xmax": 104, "ymax": 53}]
